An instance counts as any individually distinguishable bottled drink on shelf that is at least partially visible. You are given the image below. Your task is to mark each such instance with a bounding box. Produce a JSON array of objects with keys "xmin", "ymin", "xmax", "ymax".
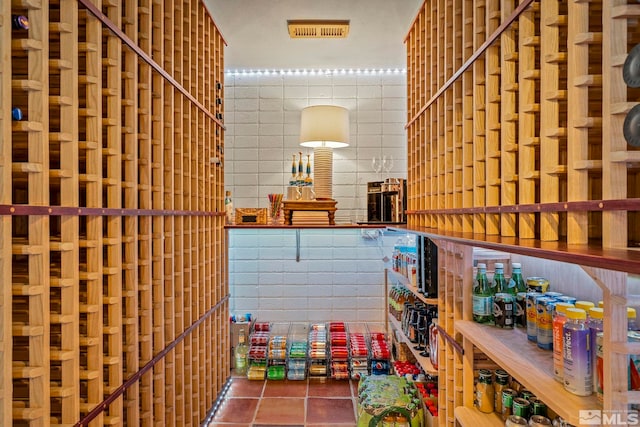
[
  {"xmin": 234, "ymin": 329, "xmax": 248, "ymax": 376},
  {"xmin": 224, "ymin": 190, "xmax": 233, "ymax": 224},
  {"xmin": 12, "ymin": 107, "xmax": 23, "ymax": 121},
  {"xmin": 563, "ymin": 308, "xmax": 592, "ymax": 396},
  {"xmin": 493, "ymin": 263, "xmax": 512, "ymax": 295},
  {"xmin": 509, "ymin": 262, "xmax": 527, "ymax": 293},
  {"xmin": 553, "ymin": 302, "xmax": 575, "ymax": 383},
  {"xmin": 588, "ymin": 307, "xmax": 604, "ymax": 395},
  {"xmin": 12, "ymin": 15, "xmax": 29, "ymax": 30},
  {"xmin": 472, "ymin": 263, "xmax": 493, "ymax": 324}
]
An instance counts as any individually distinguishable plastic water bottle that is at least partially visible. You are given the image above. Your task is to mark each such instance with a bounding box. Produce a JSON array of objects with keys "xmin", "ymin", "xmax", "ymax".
[
  {"xmin": 563, "ymin": 308, "xmax": 592, "ymax": 396},
  {"xmin": 588, "ymin": 307, "xmax": 604, "ymax": 394}
]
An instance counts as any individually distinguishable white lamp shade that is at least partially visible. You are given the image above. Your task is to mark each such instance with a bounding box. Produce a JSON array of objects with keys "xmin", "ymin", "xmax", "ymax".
[{"xmin": 299, "ymin": 105, "xmax": 350, "ymax": 148}]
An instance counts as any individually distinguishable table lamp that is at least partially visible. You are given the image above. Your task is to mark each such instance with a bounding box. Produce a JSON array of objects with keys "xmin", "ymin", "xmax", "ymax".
[{"xmin": 299, "ymin": 105, "xmax": 350, "ymax": 200}]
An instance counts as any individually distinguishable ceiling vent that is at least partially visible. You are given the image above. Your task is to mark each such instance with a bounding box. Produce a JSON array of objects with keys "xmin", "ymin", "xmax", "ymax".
[{"xmin": 287, "ymin": 20, "xmax": 350, "ymax": 39}]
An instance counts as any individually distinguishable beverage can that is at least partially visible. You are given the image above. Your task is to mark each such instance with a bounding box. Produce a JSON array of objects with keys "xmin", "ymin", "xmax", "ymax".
[
  {"xmin": 526, "ymin": 277, "xmax": 549, "ymax": 293},
  {"xmin": 512, "ymin": 397, "xmax": 531, "ymax": 419},
  {"xmin": 516, "ymin": 292, "xmax": 527, "ymax": 328},
  {"xmin": 536, "ymin": 298, "xmax": 556, "ymax": 350},
  {"xmin": 526, "ymin": 292, "xmax": 542, "ymax": 342},
  {"xmin": 505, "ymin": 415, "xmax": 529, "ymax": 426},
  {"xmin": 501, "ymin": 388, "xmax": 518, "ymax": 420},
  {"xmin": 556, "ymin": 295, "xmax": 577, "ymax": 305},
  {"xmin": 528, "ymin": 415, "xmax": 552, "ymax": 426},
  {"xmin": 529, "ymin": 397, "xmax": 547, "ymax": 417},
  {"xmin": 519, "ymin": 389, "xmax": 535, "ymax": 401},
  {"xmin": 543, "ymin": 291, "xmax": 564, "ymax": 300}
]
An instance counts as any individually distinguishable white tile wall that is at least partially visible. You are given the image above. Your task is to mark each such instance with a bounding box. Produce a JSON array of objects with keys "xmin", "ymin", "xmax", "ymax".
[
  {"xmin": 229, "ymin": 228, "xmax": 401, "ymax": 323},
  {"xmin": 223, "ymin": 71, "xmax": 408, "ymax": 223}
]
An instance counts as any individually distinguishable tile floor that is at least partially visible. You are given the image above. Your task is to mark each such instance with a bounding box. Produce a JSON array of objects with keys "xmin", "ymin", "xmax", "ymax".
[{"xmin": 206, "ymin": 375, "xmax": 359, "ymax": 426}]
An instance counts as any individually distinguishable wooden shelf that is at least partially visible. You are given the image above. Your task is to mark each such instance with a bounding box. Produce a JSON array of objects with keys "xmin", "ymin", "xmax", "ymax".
[
  {"xmin": 455, "ymin": 320, "xmax": 599, "ymax": 426},
  {"xmin": 454, "ymin": 406, "xmax": 503, "ymax": 427},
  {"xmin": 388, "ymin": 312, "xmax": 438, "ymax": 376},
  {"xmin": 390, "ymin": 226, "xmax": 640, "ymax": 275},
  {"xmin": 387, "ymin": 269, "xmax": 438, "ymax": 305}
]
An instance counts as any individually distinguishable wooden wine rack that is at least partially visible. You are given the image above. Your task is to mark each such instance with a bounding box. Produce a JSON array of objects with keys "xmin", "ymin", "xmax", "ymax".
[
  {"xmin": 1, "ymin": 0, "xmax": 228, "ymax": 426},
  {"xmin": 406, "ymin": 0, "xmax": 640, "ymax": 247},
  {"xmin": 406, "ymin": 1, "xmax": 640, "ymax": 426}
]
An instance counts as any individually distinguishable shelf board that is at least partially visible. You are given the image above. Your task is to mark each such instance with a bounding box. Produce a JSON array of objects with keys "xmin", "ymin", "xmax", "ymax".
[
  {"xmin": 456, "ymin": 320, "xmax": 599, "ymax": 426},
  {"xmin": 390, "ymin": 225, "xmax": 640, "ymax": 275},
  {"xmin": 387, "ymin": 269, "xmax": 438, "ymax": 305},
  {"xmin": 454, "ymin": 406, "xmax": 503, "ymax": 427},
  {"xmin": 388, "ymin": 313, "xmax": 438, "ymax": 375}
]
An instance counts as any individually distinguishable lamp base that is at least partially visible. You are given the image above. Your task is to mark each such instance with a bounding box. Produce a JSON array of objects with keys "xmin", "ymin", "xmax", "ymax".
[{"xmin": 312, "ymin": 147, "xmax": 333, "ymax": 200}]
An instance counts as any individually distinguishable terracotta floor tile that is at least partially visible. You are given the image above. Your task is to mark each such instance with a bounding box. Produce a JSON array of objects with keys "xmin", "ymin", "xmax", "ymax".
[
  {"xmin": 306, "ymin": 398, "xmax": 356, "ymax": 424},
  {"xmin": 207, "ymin": 424, "xmax": 251, "ymax": 427},
  {"xmin": 226, "ymin": 378, "xmax": 265, "ymax": 398},
  {"xmin": 263, "ymin": 380, "xmax": 308, "ymax": 398},
  {"xmin": 254, "ymin": 397, "xmax": 306, "ymax": 424},
  {"xmin": 212, "ymin": 398, "xmax": 259, "ymax": 423},
  {"xmin": 307, "ymin": 379, "xmax": 353, "ymax": 397},
  {"xmin": 253, "ymin": 425, "xmax": 304, "ymax": 427}
]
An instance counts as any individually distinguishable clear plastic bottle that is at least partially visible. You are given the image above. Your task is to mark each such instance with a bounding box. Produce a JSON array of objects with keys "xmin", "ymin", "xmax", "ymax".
[
  {"xmin": 509, "ymin": 262, "xmax": 527, "ymax": 293},
  {"xmin": 563, "ymin": 308, "xmax": 592, "ymax": 396},
  {"xmin": 234, "ymin": 329, "xmax": 248, "ymax": 376},
  {"xmin": 588, "ymin": 307, "xmax": 604, "ymax": 395},
  {"xmin": 472, "ymin": 263, "xmax": 493, "ymax": 324},
  {"xmin": 575, "ymin": 301, "xmax": 595, "ymax": 318},
  {"xmin": 629, "ymin": 307, "xmax": 638, "ymax": 331},
  {"xmin": 553, "ymin": 302, "xmax": 575, "ymax": 382}
]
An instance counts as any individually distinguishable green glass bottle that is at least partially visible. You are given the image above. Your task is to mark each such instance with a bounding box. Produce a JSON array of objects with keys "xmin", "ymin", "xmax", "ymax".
[
  {"xmin": 493, "ymin": 263, "xmax": 513, "ymax": 295},
  {"xmin": 472, "ymin": 263, "xmax": 493, "ymax": 324},
  {"xmin": 509, "ymin": 262, "xmax": 527, "ymax": 293}
]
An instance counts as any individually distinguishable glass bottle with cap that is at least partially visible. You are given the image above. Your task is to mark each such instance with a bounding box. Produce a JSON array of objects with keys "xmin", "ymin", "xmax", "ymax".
[
  {"xmin": 472, "ymin": 263, "xmax": 493, "ymax": 324},
  {"xmin": 509, "ymin": 262, "xmax": 527, "ymax": 293},
  {"xmin": 493, "ymin": 263, "xmax": 512, "ymax": 295}
]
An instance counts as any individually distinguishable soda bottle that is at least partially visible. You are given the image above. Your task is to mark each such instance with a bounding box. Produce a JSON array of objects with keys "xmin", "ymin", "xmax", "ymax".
[{"xmin": 472, "ymin": 263, "xmax": 493, "ymax": 324}]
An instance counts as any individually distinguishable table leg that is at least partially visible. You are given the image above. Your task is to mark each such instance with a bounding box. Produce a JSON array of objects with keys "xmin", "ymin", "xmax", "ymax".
[
  {"xmin": 284, "ymin": 209, "xmax": 293, "ymax": 225},
  {"xmin": 327, "ymin": 211, "xmax": 335, "ymax": 225}
]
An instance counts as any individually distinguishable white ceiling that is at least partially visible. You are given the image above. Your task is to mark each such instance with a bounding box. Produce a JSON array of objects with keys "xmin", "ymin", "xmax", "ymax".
[{"xmin": 203, "ymin": 0, "xmax": 422, "ymax": 71}]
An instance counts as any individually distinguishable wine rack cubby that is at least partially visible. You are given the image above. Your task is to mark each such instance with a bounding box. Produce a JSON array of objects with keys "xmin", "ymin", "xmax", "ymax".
[
  {"xmin": 1, "ymin": 0, "xmax": 228, "ymax": 426},
  {"xmin": 405, "ymin": 0, "xmax": 640, "ymax": 248}
]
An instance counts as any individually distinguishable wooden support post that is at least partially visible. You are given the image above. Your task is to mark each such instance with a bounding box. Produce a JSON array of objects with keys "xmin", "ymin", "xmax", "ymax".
[
  {"xmin": 473, "ymin": 0, "xmax": 487, "ymax": 234},
  {"xmin": 517, "ymin": 0, "xmax": 539, "ymax": 239},
  {"xmin": 461, "ymin": 0, "xmax": 474, "ymax": 234},
  {"xmin": 0, "ymin": 5, "xmax": 11, "ymax": 427},
  {"xmin": 102, "ymin": 0, "xmax": 123, "ymax": 423},
  {"xmin": 485, "ymin": 0, "xmax": 501, "ymax": 236},
  {"xmin": 50, "ymin": 0, "xmax": 81, "ymax": 424},
  {"xmin": 500, "ymin": 0, "xmax": 517, "ymax": 237},
  {"xmin": 539, "ymin": 0, "xmax": 566, "ymax": 242},
  {"xmin": 602, "ymin": 1, "xmax": 630, "ymax": 248}
]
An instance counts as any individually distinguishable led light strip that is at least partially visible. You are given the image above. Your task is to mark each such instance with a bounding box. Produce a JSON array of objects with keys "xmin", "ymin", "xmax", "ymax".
[{"xmin": 226, "ymin": 68, "xmax": 407, "ymax": 76}]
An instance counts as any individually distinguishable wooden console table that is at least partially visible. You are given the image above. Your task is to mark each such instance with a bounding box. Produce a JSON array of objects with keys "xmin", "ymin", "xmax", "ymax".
[{"xmin": 282, "ymin": 200, "xmax": 338, "ymax": 225}]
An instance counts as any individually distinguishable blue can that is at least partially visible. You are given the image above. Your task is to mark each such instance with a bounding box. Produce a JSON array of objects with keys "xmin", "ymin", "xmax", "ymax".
[
  {"xmin": 544, "ymin": 291, "xmax": 564, "ymax": 300},
  {"xmin": 556, "ymin": 295, "xmax": 577, "ymax": 306},
  {"xmin": 526, "ymin": 292, "xmax": 542, "ymax": 342},
  {"xmin": 536, "ymin": 297, "xmax": 556, "ymax": 350}
]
